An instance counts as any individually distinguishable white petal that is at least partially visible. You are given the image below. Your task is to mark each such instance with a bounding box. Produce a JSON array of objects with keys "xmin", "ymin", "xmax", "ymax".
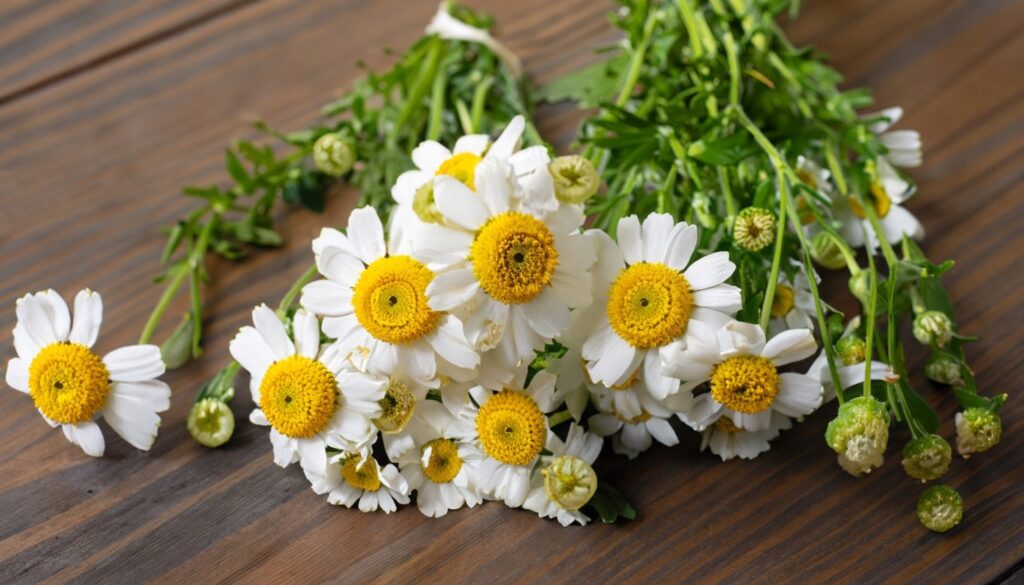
[
  {"xmin": 292, "ymin": 309, "xmax": 321, "ymax": 359},
  {"xmin": 774, "ymin": 373, "xmax": 823, "ymax": 417},
  {"xmin": 427, "ymin": 268, "xmax": 479, "ymax": 311},
  {"xmin": 5, "ymin": 358, "xmax": 30, "ymax": 393},
  {"xmin": 412, "ymin": 140, "xmax": 451, "ymax": 173},
  {"xmin": 693, "ymin": 284, "xmax": 742, "ymax": 313},
  {"xmin": 311, "ymin": 227, "xmax": 351, "ymax": 258},
  {"xmin": 762, "ymin": 329, "xmax": 817, "ymax": 366},
  {"xmin": 616, "ymin": 215, "xmax": 643, "ymax": 265},
  {"xmin": 684, "ymin": 252, "xmax": 736, "ymax": 290},
  {"xmin": 588, "ymin": 413, "xmax": 622, "ymax": 436},
  {"xmin": 453, "ymin": 134, "xmax": 490, "ymax": 155},
  {"xmin": 40, "ymin": 290, "xmax": 71, "ymax": 341},
  {"xmin": 103, "ymin": 384, "xmax": 166, "ymax": 450},
  {"xmin": 68, "ymin": 289, "xmax": 103, "ymax": 347},
  {"xmin": 427, "ymin": 316, "xmax": 479, "ymax": 369},
  {"xmin": 487, "ymin": 115, "xmax": 524, "ymax": 160},
  {"xmin": 110, "ymin": 380, "xmax": 172, "ymax": 412},
  {"xmin": 104, "ymin": 345, "xmax": 165, "ymax": 382},
  {"xmin": 646, "ymin": 418, "xmax": 679, "ymax": 446},
  {"xmin": 346, "ymin": 207, "xmax": 387, "ymax": 264},
  {"xmin": 434, "ymin": 176, "xmax": 489, "ymax": 230},
  {"xmin": 15, "ymin": 294, "xmax": 61, "ymax": 350},
  {"xmin": 664, "ymin": 223, "xmax": 698, "ymax": 270},
  {"xmin": 644, "ymin": 351, "xmax": 679, "ymax": 400},
  {"xmin": 300, "ymin": 280, "xmax": 352, "ymax": 317},
  {"xmin": 880, "ymin": 205, "xmax": 924, "ymax": 243},
  {"xmin": 252, "ymin": 304, "xmax": 294, "ymax": 359},
  {"xmin": 229, "ymin": 326, "xmax": 277, "ymax": 379},
  {"xmin": 474, "ymin": 157, "xmax": 513, "ymax": 215},
  {"xmin": 717, "ymin": 320, "xmax": 766, "ymax": 356},
  {"xmin": 62, "ymin": 421, "xmax": 105, "ymax": 457},
  {"xmin": 641, "ymin": 213, "xmax": 674, "ymax": 264},
  {"xmin": 521, "ymin": 289, "xmax": 570, "ymax": 339}
]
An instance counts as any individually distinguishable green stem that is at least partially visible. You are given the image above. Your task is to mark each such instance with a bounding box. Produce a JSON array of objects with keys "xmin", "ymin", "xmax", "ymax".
[
  {"xmin": 547, "ymin": 410, "xmax": 573, "ymax": 427},
  {"xmin": 616, "ymin": 6, "xmax": 658, "ymax": 108},
  {"xmin": 718, "ymin": 166, "xmax": 737, "ymax": 227},
  {"xmin": 823, "ymin": 139, "xmax": 848, "ymax": 195},
  {"xmin": 426, "ymin": 63, "xmax": 448, "ymax": 140},
  {"xmin": 139, "ymin": 264, "xmax": 188, "ymax": 345},
  {"xmin": 276, "ymin": 262, "xmax": 319, "ymax": 317},
  {"xmin": 677, "ymin": 0, "xmax": 704, "ymax": 60},
  {"xmin": 392, "ymin": 38, "xmax": 444, "ymax": 145},
  {"xmin": 723, "ymin": 31, "xmax": 741, "ymax": 106},
  {"xmin": 862, "ymin": 237, "xmax": 879, "ymax": 399}
]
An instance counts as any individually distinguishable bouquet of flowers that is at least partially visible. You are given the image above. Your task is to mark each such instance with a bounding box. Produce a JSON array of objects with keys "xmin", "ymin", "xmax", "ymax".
[{"xmin": 5, "ymin": 1, "xmax": 1005, "ymax": 532}]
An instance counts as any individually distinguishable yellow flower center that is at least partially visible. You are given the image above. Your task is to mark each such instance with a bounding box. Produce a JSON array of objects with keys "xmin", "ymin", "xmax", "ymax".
[
  {"xmin": 341, "ymin": 456, "xmax": 381, "ymax": 491},
  {"xmin": 259, "ymin": 355, "xmax": 337, "ymax": 438},
  {"xmin": 374, "ymin": 378, "xmax": 416, "ymax": 433},
  {"xmin": 421, "ymin": 438, "xmax": 463, "ymax": 483},
  {"xmin": 28, "ymin": 342, "xmax": 111, "ymax": 424},
  {"xmin": 771, "ymin": 284, "xmax": 795, "ymax": 318},
  {"xmin": 475, "ymin": 390, "xmax": 546, "ymax": 466},
  {"xmin": 542, "ymin": 455, "xmax": 598, "ymax": 511},
  {"xmin": 849, "ymin": 183, "xmax": 892, "ymax": 219},
  {"xmin": 714, "ymin": 416, "xmax": 742, "ymax": 433},
  {"xmin": 710, "ymin": 355, "xmax": 780, "ymax": 414},
  {"xmin": 470, "ymin": 212, "xmax": 559, "ymax": 305},
  {"xmin": 606, "ymin": 262, "xmax": 693, "ymax": 349},
  {"xmin": 352, "ymin": 255, "xmax": 440, "ymax": 345},
  {"xmin": 436, "ymin": 152, "xmax": 482, "ymax": 190}
]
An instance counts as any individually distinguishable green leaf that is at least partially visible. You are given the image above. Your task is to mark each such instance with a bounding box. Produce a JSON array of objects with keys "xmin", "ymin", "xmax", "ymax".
[
  {"xmin": 160, "ymin": 313, "xmax": 195, "ymax": 369},
  {"xmin": 688, "ymin": 132, "xmax": 759, "ymax": 165},
  {"xmin": 585, "ymin": 482, "xmax": 636, "ymax": 524},
  {"xmin": 161, "ymin": 222, "xmax": 185, "ymax": 265},
  {"xmin": 899, "ymin": 380, "xmax": 939, "ymax": 434},
  {"xmin": 225, "ymin": 149, "xmax": 250, "ymax": 189},
  {"xmin": 537, "ymin": 52, "xmax": 628, "ymax": 107}
]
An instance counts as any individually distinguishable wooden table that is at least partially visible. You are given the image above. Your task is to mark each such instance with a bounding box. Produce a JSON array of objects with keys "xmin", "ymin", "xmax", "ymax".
[{"xmin": 1, "ymin": 1, "xmax": 1021, "ymax": 583}]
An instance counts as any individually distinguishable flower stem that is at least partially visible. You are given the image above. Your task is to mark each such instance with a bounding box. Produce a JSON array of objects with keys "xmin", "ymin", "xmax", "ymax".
[
  {"xmin": 677, "ymin": 0, "xmax": 705, "ymax": 61},
  {"xmin": 548, "ymin": 410, "xmax": 573, "ymax": 427},
  {"xmin": 616, "ymin": 6, "xmax": 658, "ymax": 108},
  {"xmin": 276, "ymin": 262, "xmax": 319, "ymax": 317}
]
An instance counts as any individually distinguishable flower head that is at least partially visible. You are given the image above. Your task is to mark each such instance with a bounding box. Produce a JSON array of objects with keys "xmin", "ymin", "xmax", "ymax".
[
  {"xmin": 955, "ymin": 408, "xmax": 1001, "ymax": 457},
  {"xmin": 917, "ymin": 485, "xmax": 963, "ymax": 533},
  {"xmin": 912, "ymin": 310, "xmax": 954, "ymax": 348},
  {"xmin": 733, "ymin": 207, "xmax": 775, "ymax": 252},
  {"xmin": 187, "ymin": 398, "xmax": 235, "ymax": 448},
  {"xmin": 523, "ymin": 423, "xmax": 603, "ymax": 526},
  {"xmin": 549, "ymin": 155, "xmax": 600, "ymax": 204},
  {"xmin": 309, "ymin": 452, "xmax": 411, "ymax": 513},
  {"xmin": 313, "ymin": 133, "xmax": 355, "ymax": 177},
  {"xmin": 825, "ymin": 396, "xmax": 889, "ymax": 476},
  {"xmin": 5, "ymin": 289, "xmax": 171, "ymax": 457},
  {"xmin": 924, "ymin": 354, "xmax": 962, "ymax": 385},
  {"xmin": 901, "ymin": 434, "xmax": 952, "ymax": 482}
]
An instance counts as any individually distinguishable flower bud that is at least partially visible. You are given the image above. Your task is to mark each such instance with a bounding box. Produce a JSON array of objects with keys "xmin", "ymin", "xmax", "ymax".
[
  {"xmin": 835, "ymin": 336, "xmax": 867, "ymax": 366},
  {"xmin": 313, "ymin": 133, "xmax": 355, "ymax": 177},
  {"xmin": 549, "ymin": 155, "xmax": 600, "ymax": 205},
  {"xmin": 809, "ymin": 232, "xmax": 847, "ymax": 270},
  {"xmin": 542, "ymin": 455, "xmax": 598, "ymax": 511},
  {"xmin": 955, "ymin": 408, "xmax": 1001, "ymax": 457},
  {"xmin": 733, "ymin": 207, "xmax": 776, "ymax": 252},
  {"xmin": 412, "ymin": 181, "xmax": 445, "ymax": 225},
  {"xmin": 916, "ymin": 485, "xmax": 963, "ymax": 533},
  {"xmin": 848, "ymin": 270, "xmax": 871, "ymax": 305},
  {"xmin": 912, "ymin": 311, "xmax": 954, "ymax": 348},
  {"xmin": 901, "ymin": 434, "xmax": 952, "ymax": 482},
  {"xmin": 924, "ymin": 354, "xmax": 962, "ymax": 385},
  {"xmin": 825, "ymin": 396, "xmax": 890, "ymax": 476},
  {"xmin": 187, "ymin": 398, "xmax": 235, "ymax": 448}
]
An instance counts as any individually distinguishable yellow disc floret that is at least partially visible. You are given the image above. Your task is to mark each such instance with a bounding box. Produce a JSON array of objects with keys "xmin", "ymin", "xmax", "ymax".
[
  {"xmin": 374, "ymin": 378, "xmax": 416, "ymax": 433},
  {"xmin": 341, "ymin": 455, "xmax": 382, "ymax": 491},
  {"xmin": 352, "ymin": 255, "xmax": 440, "ymax": 345},
  {"xmin": 771, "ymin": 284, "xmax": 795, "ymax": 318},
  {"xmin": 849, "ymin": 183, "xmax": 892, "ymax": 219},
  {"xmin": 475, "ymin": 390, "xmax": 546, "ymax": 465},
  {"xmin": 436, "ymin": 152, "xmax": 483, "ymax": 190},
  {"xmin": 422, "ymin": 438, "xmax": 463, "ymax": 483},
  {"xmin": 606, "ymin": 262, "xmax": 694, "ymax": 349},
  {"xmin": 29, "ymin": 342, "xmax": 111, "ymax": 424},
  {"xmin": 471, "ymin": 212, "xmax": 559, "ymax": 305},
  {"xmin": 710, "ymin": 355, "xmax": 780, "ymax": 414},
  {"xmin": 258, "ymin": 355, "xmax": 337, "ymax": 438},
  {"xmin": 714, "ymin": 416, "xmax": 742, "ymax": 433}
]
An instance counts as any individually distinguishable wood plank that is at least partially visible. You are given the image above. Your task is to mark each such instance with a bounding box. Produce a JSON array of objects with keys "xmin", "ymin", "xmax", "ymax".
[{"xmin": 0, "ymin": 0, "xmax": 1021, "ymax": 583}]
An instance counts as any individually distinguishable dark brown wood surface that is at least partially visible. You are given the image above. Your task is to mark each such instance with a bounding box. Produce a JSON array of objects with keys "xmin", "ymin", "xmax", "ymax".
[{"xmin": 0, "ymin": 1, "xmax": 1021, "ymax": 583}]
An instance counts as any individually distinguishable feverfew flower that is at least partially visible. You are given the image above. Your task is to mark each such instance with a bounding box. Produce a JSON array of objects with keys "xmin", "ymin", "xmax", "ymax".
[
  {"xmin": 229, "ymin": 305, "xmax": 384, "ymax": 473},
  {"xmin": 825, "ymin": 396, "xmax": 890, "ymax": 476},
  {"xmin": 668, "ymin": 320, "xmax": 822, "ymax": 432},
  {"xmin": 866, "ymin": 106, "xmax": 923, "ymax": 169},
  {"xmin": 523, "ymin": 424, "xmax": 603, "ymax": 526},
  {"xmin": 455, "ymin": 368, "xmax": 560, "ymax": 507},
  {"xmin": 413, "ymin": 117, "xmax": 595, "ymax": 384},
  {"xmin": 902, "ymin": 434, "xmax": 952, "ymax": 482},
  {"xmin": 587, "ymin": 382, "xmax": 684, "ymax": 460},
  {"xmin": 835, "ymin": 158, "xmax": 924, "ymax": 248},
  {"xmin": 954, "ymin": 408, "xmax": 1001, "ymax": 457},
  {"xmin": 583, "ymin": 216, "xmax": 741, "ymax": 400},
  {"xmin": 917, "ymin": 485, "xmax": 963, "ymax": 533},
  {"xmin": 300, "ymin": 206, "xmax": 479, "ymax": 388},
  {"xmin": 309, "ymin": 452, "xmax": 411, "ymax": 513},
  {"xmin": 5, "ymin": 289, "xmax": 170, "ymax": 457},
  {"xmin": 767, "ymin": 262, "xmax": 819, "ymax": 336}
]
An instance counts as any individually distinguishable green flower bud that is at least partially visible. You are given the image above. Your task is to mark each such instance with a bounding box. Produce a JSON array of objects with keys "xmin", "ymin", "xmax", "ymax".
[
  {"xmin": 925, "ymin": 354, "xmax": 962, "ymax": 385},
  {"xmin": 901, "ymin": 434, "xmax": 952, "ymax": 482},
  {"xmin": 809, "ymin": 232, "xmax": 847, "ymax": 270},
  {"xmin": 955, "ymin": 408, "xmax": 1001, "ymax": 458},
  {"xmin": 542, "ymin": 455, "xmax": 598, "ymax": 511},
  {"xmin": 849, "ymin": 270, "xmax": 871, "ymax": 305},
  {"xmin": 733, "ymin": 207, "xmax": 776, "ymax": 252},
  {"xmin": 835, "ymin": 336, "xmax": 867, "ymax": 366},
  {"xmin": 187, "ymin": 398, "xmax": 235, "ymax": 448},
  {"xmin": 412, "ymin": 180, "xmax": 445, "ymax": 224},
  {"xmin": 825, "ymin": 396, "xmax": 890, "ymax": 476},
  {"xmin": 549, "ymin": 155, "xmax": 600, "ymax": 204},
  {"xmin": 916, "ymin": 485, "xmax": 963, "ymax": 533},
  {"xmin": 913, "ymin": 311, "xmax": 954, "ymax": 348},
  {"xmin": 313, "ymin": 133, "xmax": 355, "ymax": 177}
]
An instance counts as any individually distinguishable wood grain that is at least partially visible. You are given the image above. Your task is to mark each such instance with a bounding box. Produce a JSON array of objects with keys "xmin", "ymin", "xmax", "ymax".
[{"xmin": 0, "ymin": 0, "xmax": 1021, "ymax": 583}]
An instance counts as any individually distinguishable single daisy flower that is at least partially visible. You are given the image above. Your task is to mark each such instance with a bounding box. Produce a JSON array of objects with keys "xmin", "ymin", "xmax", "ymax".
[
  {"xmin": 309, "ymin": 452, "xmax": 411, "ymax": 513},
  {"xmin": 688, "ymin": 411, "xmax": 793, "ymax": 461},
  {"xmin": 455, "ymin": 368, "xmax": 560, "ymax": 507},
  {"xmin": 865, "ymin": 106, "xmax": 923, "ymax": 169},
  {"xmin": 523, "ymin": 423, "xmax": 603, "ymax": 526},
  {"xmin": 834, "ymin": 157, "xmax": 924, "ymax": 248},
  {"xmin": 392, "ymin": 398, "xmax": 484, "ymax": 518},
  {"xmin": 300, "ymin": 206, "xmax": 480, "ymax": 388},
  {"xmin": 587, "ymin": 382, "xmax": 684, "ymax": 460},
  {"xmin": 229, "ymin": 305, "xmax": 385, "ymax": 472},
  {"xmin": 669, "ymin": 320, "xmax": 822, "ymax": 432},
  {"xmin": 424, "ymin": 1, "xmax": 523, "ymax": 79},
  {"xmin": 582, "ymin": 216, "xmax": 741, "ymax": 400},
  {"xmin": 767, "ymin": 262, "xmax": 819, "ymax": 337},
  {"xmin": 5, "ymin": 289, "xmax": 170, "ymax": 457},
  {"xmin": 412, "ymin": 121, "xmax": 595, "ymax": 384}
]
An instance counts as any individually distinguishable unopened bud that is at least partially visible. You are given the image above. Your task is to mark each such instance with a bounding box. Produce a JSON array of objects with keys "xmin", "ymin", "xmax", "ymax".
[
  {"xmin": 542, "ymin": 455, "xmax": 598, "ymax": 511},
  {"xmin": 187, "ymin": 398, "xmax": 235, "ymax": 448},
  {"xmin": 849, "ymin": 270, "xmax": 871, "ymax": 305},
  {"xmin": 836, "ymin": 336, "xmax": 867, "ymax": 366},
  {"xmin": 916, "ymin": 485, "xmax": 963, "ymax": 533},
  {"xmin": 901, "ymin": 434, "xmax": 952, "ymax": 482},
  {"xmin": 733, "ymin": 207, "xmax": 776, "ymax": 252},
  {"xmin": 412, "ymin": 181, "xmax": 445, "ymax": 224},
  {"xmin": 825, "ymin": 396, "xmax": 890, "ymax": 476},
  {"xmin": 809, "ymin": 232, "xmax": 847, "ymax": 270},
  {"xmin": 955, "ymin": 408, "xmax": 1001, "ymax": 457},
  {"xmin": 313, "ymin": 133, "xmax": 355, "ymax": 177},
  {"xmin": 549, "ymin": 155, "xmax": 600, "ymax": 204},
  {"xmin": 913, "ymin": 311, "xmax": 954, "ymax": 348},
  {"xmin": 925, "ymin": 354, "xmax": 962, "ymax": 385}
]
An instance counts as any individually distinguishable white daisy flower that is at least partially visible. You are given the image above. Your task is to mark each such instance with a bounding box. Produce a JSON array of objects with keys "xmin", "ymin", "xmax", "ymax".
[
  {"xmin": 425, "ymin": 1, "xmax": 523, "ymax": 78},
  {"xmin": 455, "ymin": 368, "xmax": 560, "ymax": 507},
  {"xmin": 412, "ymin": 119, "xmax": 595, "ymax": 384},
  {"xmin": 4, "ymin": 289, "xmax": 170, "ymax": 457},
  {"xmin": 834, "ymin": 157, "xmax": 924, "ymax": 248},
  {"xmin": 587, "ymin": 381, "xmax": 683, "ymax": 460},
  {"xmin": 523, "ymin": 423, "xmax": 603, "ymax": 526},
  {"xmin": 391, "ymin": 398, "xmax": 484, "ymax": 518},
  {"xmin": 300, "ymin": 206, "xmax": 480, "ymax": 388},
  {"xmin": 581, "ymin": 215, "xmax": 741, "ymax": 400},
  {"xmin": 767, "ymin": 262, "xmax": 819, "ymax": 337},
  {"xmin": 687, "ymin": 411, "xmax": 793, "ymax": 461},
  {"xmin": 308, "ymin": 452, "xmax": 411, "ymax": 513},
  {"xmin": 669, "ymin": 320, "xmax": 823, "ymax": 432},
  {"xmin": 229, "ymin": 305, "xmax": 384, "ymax": 473},
  {"xmin": 866, "ymin": 106, "xmax": 922, "ymax": 168}
]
